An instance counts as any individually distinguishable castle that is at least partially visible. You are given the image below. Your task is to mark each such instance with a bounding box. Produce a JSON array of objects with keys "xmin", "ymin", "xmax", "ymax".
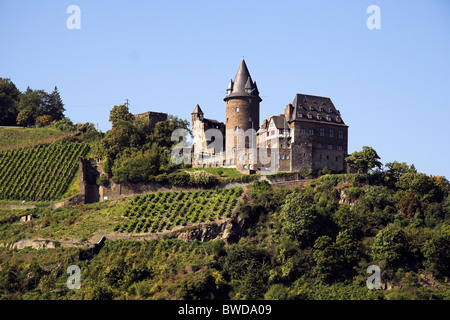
[{"xmin": 192, "ymin": 58, "xmax": 349, "ymax": 174}]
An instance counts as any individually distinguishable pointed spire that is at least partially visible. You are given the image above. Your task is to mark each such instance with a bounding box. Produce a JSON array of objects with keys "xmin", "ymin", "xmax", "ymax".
[
  {"xmin": 226, "ymin": 79, "xmax": 234, "ymax": 95},
  {"xmin": 245, "ymin": 77, "xmax": 252, "ymax": 92},
  {"xmin": 224, "ymin": 58, "xmax": 261, "ymax": 101},
  {"xmin": 191, "ymin": 104, "xmax": 203, "ymax": 115}
]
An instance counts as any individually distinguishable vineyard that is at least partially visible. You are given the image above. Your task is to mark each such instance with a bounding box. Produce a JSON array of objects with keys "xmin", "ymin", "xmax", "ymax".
[
  {"xmin": 114, "ymin": 187, "xmax": 244, "ymax": 233},
  {"xmin": 0, "ymin": 143, "xmax": 89, "ymax": 201}
]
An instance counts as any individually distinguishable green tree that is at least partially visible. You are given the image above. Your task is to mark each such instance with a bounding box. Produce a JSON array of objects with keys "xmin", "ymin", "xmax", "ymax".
[
  {"xmin": 109, "ymin": 104, "xmax": 134, "ymax": 127},
  {"xmin": 313, "ymin": 230, "xmax": 360, "ymax": 282},
  {"xmin": 16, "ymin": 109, "xmax": 34, "ymax": 127},
  {"xmin": 423, "ymin": 224, "xmax": 450, "ymax": 278},
  {"xmin": 281, "ymin": 192, "xmax": 319, "ymax": 246},
  {"xmin": 396, "ymin": 172, "xmax": 445, "ymax": 203},
  {"xmin": 345, "ymin": 146, "xmax": 382, "ymax": 173},
  {"xmin": 384, "ymin": 161, "xmax": 417, "ymax": 187},
  {"xmin": 372, "ymin": 225, "xmax": 408, "ymax": 267},
  {"xmin": 222, "ymin": 241, "xmax": 271, "ymax": 299},
  {"xmin": 44, "ymin": 86, "xmax": 65, "ymax": 121},
  {"xmin": 0, "ymin": 78, "xmax": 21, "ymax": 125}
]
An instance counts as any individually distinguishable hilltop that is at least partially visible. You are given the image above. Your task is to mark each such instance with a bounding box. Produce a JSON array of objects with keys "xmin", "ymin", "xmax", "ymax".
[{"xmin": 0, "ymin": 172, "xmax": 449, "ymax": 300}]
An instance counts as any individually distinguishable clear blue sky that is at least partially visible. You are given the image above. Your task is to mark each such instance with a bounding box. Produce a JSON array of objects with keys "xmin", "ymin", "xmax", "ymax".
[{"xmin": 1, "ymin": 0, "xmax": 449, "ymax": 178}]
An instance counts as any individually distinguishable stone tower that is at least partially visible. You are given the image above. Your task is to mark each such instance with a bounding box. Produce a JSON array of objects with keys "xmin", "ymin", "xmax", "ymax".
[{"xmin": 224, "ymin": 58, "xmax": 261, "ymax": 165}]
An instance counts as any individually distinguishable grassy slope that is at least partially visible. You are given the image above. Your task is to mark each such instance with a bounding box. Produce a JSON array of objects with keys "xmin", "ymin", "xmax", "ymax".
[{"xmin": 0, "ymin": 127, "xmax": 70, "ymax": 150}]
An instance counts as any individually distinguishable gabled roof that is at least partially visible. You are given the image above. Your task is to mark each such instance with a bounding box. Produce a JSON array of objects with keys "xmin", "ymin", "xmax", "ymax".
[
  {"xmin": 270, "ymin": 114, "xmax": 289, "ymax": 129},
  {"xmin": 224, "ymin": 58, "xmax": 262, "ymax": 101},
  {"xmin": 289, "ymin": 93, "xmax": 346, "ymax": 125}
]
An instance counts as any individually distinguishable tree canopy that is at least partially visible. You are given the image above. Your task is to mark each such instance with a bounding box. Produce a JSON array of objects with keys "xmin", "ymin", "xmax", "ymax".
[{"xmin": 345, "ymin": 146, "xmax": 382, "ymax": 173}]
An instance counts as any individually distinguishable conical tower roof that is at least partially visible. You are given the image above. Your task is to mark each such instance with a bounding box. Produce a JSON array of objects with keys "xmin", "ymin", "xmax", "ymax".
[
  {"xmin": 224, "ymin": 58, "xmax": 262, "ymax": 101},
  {"xmin": 191, "ymin": 104, "xmax": 203, "ymax": 114}
]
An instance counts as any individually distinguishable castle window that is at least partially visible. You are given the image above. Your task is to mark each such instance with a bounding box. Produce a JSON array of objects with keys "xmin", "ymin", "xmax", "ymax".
[
  {"xmin": 326, "ymin": 155, "xmax": 329, "ymax": 160},
  {"xmin": 308, "ymin": 129, "xmax": 314, "ymax": 135},
  {"xmin": 328, "ymin": 144, "xmax": 333, "ymax": 150},
  {"xmin": 226, "ymin": 118, "xmax": 229, "ymax": 123},
  {"xmin": 280, "ymin": 154, "xmax": 285, "ymax": 160},
  {"xmin": 339, "ymin": 130, "xmax": 343, "ymax": 139},
  {"xmin": 336, "ymin": 156, "xmax": 339, "ymax": 161},
  {"xmin": 243, "ymin": 164, "xmax": 247, "ymax": 169},
  {"xmin": 320, "ymin": 128, "xmax": 325, "ymax": 136},
  {"xmin": 329, "ymin": 129, "xmax": 334, "ymax": 138},
  {"xmin": 300, "ymin": 128, "xmax": 306, "ymax": 134},
  {"xmin": 249, "ymin": 98, "xmax": 252, "ymax": 103},
  {"xmin": 318, "ymin": 143, "xmax": 322, "ymax": 148},
  {"xmin": 235, "ymin": 107, "xmax": 240, "ymax": 112},
  {"xmin": 248, "ymin": 117, "xmax": 252, "ymax": 122},
  {"xmin": 337, "ymin": 146, "xmax": 343, "ymax": 151},
  {"xmin": 286, "ymin": 155, "xmax": 290, "ymax": 160}
]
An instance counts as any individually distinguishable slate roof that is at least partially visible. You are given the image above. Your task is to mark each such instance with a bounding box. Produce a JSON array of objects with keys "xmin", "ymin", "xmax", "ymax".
[
  {"xmin": 224, "ymin": 58, "xmax": 262, "ymax": 101},
  {"xmin": 191, "ymin": 104, "xmax": 204, "ymax": 114},
  {"xmin": 270, "ymin": 114, "xmax": 289, "ymax": 129},
  {"xmin": 288, "ymin": 93, "xmax": 346, "ymax": 125}
]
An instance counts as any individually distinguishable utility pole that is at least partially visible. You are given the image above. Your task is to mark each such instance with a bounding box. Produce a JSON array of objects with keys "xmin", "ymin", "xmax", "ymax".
[{"xmin": 125, "ymin": 99, "xmax": 130, "ymax": 108}]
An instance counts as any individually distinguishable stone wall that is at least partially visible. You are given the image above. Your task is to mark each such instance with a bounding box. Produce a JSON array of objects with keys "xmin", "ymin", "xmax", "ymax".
[{"xmin": 79, "ymin": 157, "xmax": 100, "ymax": 204}]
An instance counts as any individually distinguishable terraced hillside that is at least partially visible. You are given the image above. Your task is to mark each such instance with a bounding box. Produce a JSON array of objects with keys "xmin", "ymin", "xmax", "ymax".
[
  {"xmin": 113, "ymin": 187, "xmax": 243, "ymax": 233},
  {"xmin": 0, "ymin": 143, "xmax": 89, "ymax": 201}
]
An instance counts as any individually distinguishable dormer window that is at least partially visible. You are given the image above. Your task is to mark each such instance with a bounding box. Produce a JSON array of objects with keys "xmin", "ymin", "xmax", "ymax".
[
  {"xmin": 308, "ymin": 114, "xmax": 313, "ymax": 119},
  {"xmin": 326, "ymin": 115, "xmax": 331, "ymax": 121},
  {"xmin": 226, "ymin": 89, "xmax": 232, "ymax": 95},
  {"xmin": 317, "ymin": 114, "xmax": 322, "ymax": 120},
  {"xmin": 298, "ymin": 112, "xmax": 303, "ymax": 118},
  {"xmin": 336, "ymin": 116, "xmax": 341, "ymax": 123}
]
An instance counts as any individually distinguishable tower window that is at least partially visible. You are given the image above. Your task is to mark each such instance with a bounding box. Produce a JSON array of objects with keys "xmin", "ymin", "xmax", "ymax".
[
  {"xmin": 329, "ymin": 129, "xmax": 334, "ymax": 138},
  {"xmin": 248, "ymin": 117, "xmax": 252, "ymax": 122},
  {"xmin": 320, "ymin": 128, "xmax": 325, "ymax": 136},
  {"xmin": 235, "ymin": 107, "xmax": 240, "ymax": 112},
  {"xmin": 308, "ymin": 129, "xmax": 314, "ymax": 135},
  {"xmin": 226, "ymin": 118, "xmax": 229, "ymax": 123},
  {"xmin": 300, "ymin": 128, "xmax": 306, "ymax": 134},
  {"xmin": 338, "ymin": 130, "xmax": 343, "ymax": 139}
]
